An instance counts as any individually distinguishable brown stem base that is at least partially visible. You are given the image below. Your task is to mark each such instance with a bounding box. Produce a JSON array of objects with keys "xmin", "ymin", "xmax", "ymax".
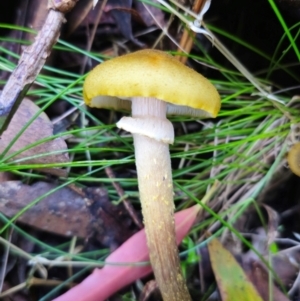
[{"xmin": 133, "ymin": 134, "xmax": 191, "ymax": 301}]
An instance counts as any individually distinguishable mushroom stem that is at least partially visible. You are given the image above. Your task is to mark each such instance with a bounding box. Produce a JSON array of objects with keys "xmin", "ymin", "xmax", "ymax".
[{"xmin": 118, "ymin": 97, "xmax": 191, "ymax": 301}]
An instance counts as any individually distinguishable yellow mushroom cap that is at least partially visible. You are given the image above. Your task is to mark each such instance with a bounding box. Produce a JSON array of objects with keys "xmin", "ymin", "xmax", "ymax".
[
  {"xmin": 287, "ymin": 142, "xmax": 300, "ymax": 177},
  {"xmin": 83, "ymin": 49, "xmax": 221, "ymax": 118}
]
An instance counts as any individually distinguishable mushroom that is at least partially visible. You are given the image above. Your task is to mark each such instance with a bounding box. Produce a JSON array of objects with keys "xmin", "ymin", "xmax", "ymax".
[
  {"xmin": 287, "ymin": 142, "xmax": 300, "ymax": 176},
  {"xmin": 83, "ymin": 49, "xmax": 221, "ymax": 301}
]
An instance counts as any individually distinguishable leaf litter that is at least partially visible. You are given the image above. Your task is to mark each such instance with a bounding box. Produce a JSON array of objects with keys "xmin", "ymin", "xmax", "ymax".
[
  {"xmin": 1, "ymin": 0, "xmax": 300, "ymax": 300},
  {"xmin": 0, "ymin": 181, "xmax": 134, "ymax": 246},
  {"xmin": 0, "ymin": 98, "xmax": 69, "ymax": 175}
]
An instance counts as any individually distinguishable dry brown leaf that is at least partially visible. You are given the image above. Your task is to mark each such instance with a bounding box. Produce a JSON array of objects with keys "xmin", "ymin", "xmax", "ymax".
[
  {"xmin": 0, "ymin": 98, "xmax": 69, "ymax": 171},
  {"xmin": 0, "ymin": 181, "xmax": 90, "ymax": 237},
  {"xmin": 0, "ymin": 181, "xmax": 134, "ymax": 247},
  {"xmin": 245, "ymin": 261, "xmax": 290, "ymax": 301}
]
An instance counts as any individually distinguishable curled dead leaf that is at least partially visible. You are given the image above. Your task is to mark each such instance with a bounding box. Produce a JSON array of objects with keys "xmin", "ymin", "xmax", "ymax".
[{"xmin": 0, "ymin": 98, "xmax": 69, "ymax": 174}]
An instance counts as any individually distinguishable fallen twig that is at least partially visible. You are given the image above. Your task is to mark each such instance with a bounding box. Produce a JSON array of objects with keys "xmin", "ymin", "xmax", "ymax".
[{"xmin": 0, "ymin": 0, "xmax": 78, "ymax": 134}]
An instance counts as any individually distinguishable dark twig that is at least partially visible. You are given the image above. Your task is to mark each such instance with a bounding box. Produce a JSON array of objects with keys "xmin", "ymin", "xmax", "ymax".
[{"xmin": 105, "ymin": 166, "xmax": 143, "ymax": 229}]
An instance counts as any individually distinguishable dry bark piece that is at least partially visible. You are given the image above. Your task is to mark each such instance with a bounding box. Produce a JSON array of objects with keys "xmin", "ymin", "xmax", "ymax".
[
  {"xmin": 0, "ymin": 181, "xmax": 134, "ymax": 247},
  {"xmin": 0, "ymin": 98, "xmax": 69, "ymax": 169}
]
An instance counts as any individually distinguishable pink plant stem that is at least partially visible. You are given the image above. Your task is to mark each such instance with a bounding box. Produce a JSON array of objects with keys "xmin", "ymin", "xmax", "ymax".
[{"xmin": 53, "ymin": 205, "xmax": 200, "ymax": 301}]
